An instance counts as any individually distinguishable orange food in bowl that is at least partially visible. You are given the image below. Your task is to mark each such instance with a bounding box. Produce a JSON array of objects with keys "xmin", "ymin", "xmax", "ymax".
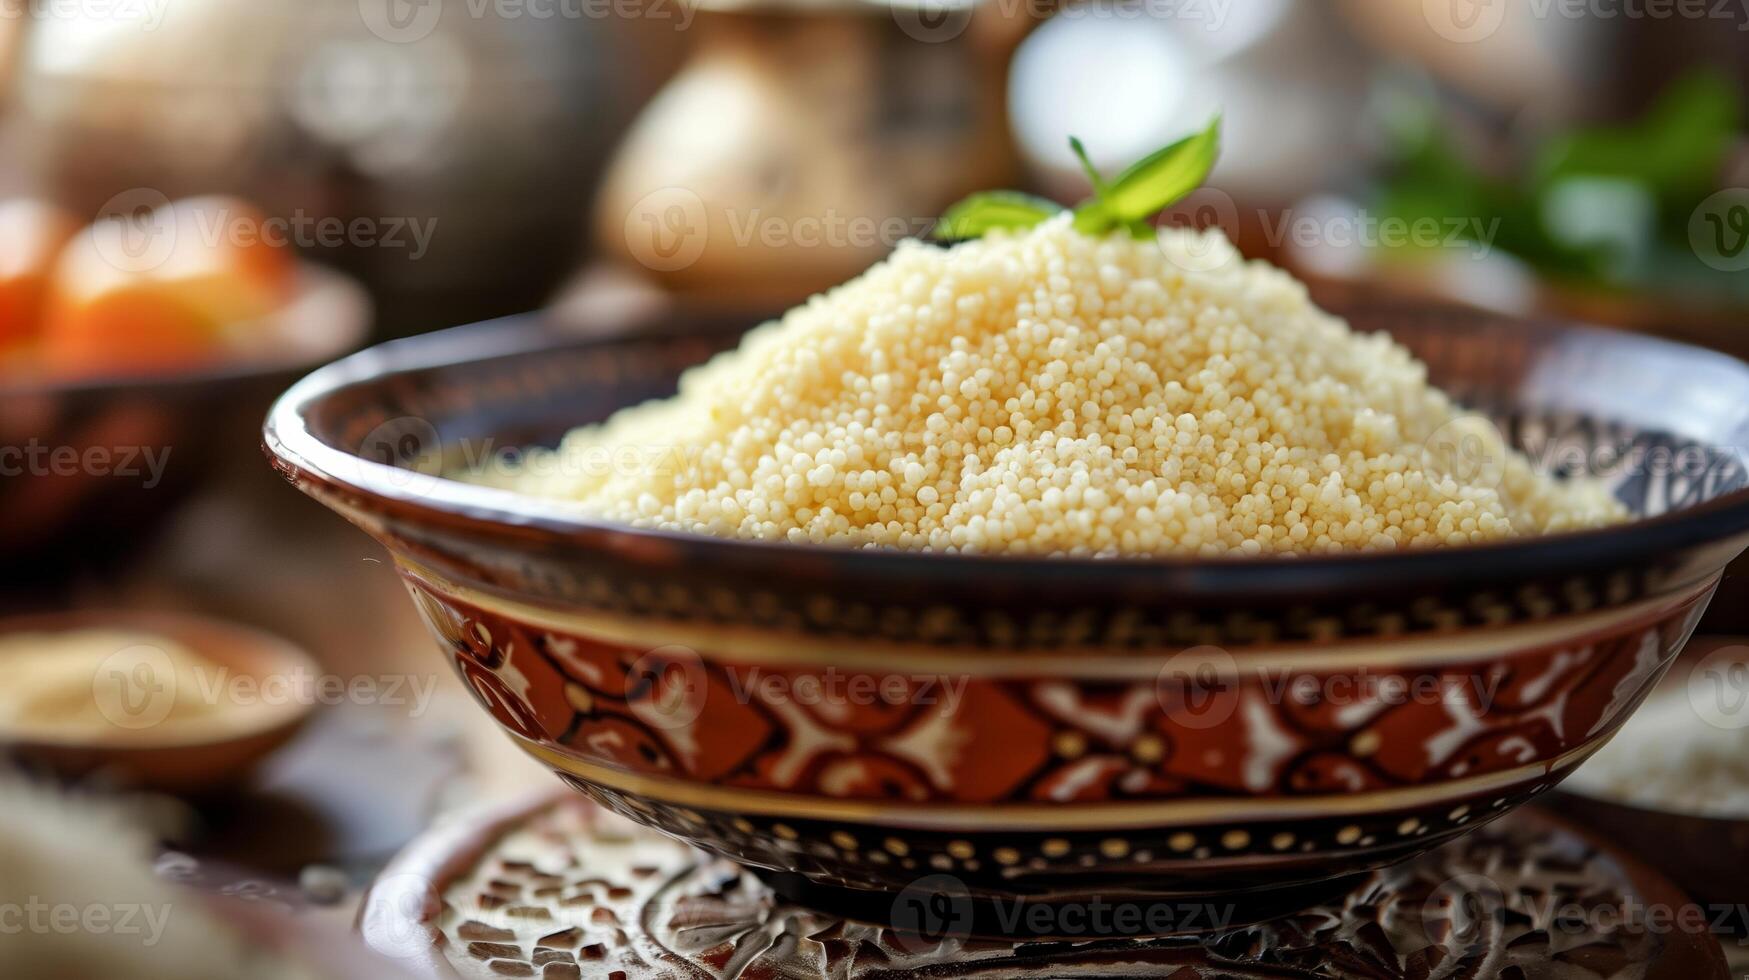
[
  {"xmin": 40, "ymin": 196, "xmax": 297, "ymax": 379},
  {"xmin": 0, "ymin": 200, "xmax": 79, "ymax": 354}
]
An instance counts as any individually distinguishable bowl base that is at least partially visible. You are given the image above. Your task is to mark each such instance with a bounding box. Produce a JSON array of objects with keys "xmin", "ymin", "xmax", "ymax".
[{"xmin": 360, "ymin": 793, "xmax": 1729, "ymax": 980}]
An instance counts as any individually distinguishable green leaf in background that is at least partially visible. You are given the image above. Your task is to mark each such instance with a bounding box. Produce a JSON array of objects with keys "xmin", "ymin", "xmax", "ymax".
[
  {"xmin": 933, "ymin": 191, "xmax": 1063, "ymax": 240},
  {"xmin": 1374, "ymin": 67, "xmax": 1743, "ymax": 302},
  {"xmin": 1535, "ymin": 69, "xmax": 1739, "ymax": 208},
  {"xmin": 1104, "ymin": 116, "xmax": 1223, "ymax": 222}
]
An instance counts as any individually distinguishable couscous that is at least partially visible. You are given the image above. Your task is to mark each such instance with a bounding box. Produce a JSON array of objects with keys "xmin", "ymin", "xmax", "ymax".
[{"xmin": 462, "ymin": 217, "xmax": 1624, "ymax": 556}]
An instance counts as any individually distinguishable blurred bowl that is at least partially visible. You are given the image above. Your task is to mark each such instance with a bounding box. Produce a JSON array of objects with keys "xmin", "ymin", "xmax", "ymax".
[
  {"xmin": 0, "ymin": 610, "xmax": 316, "ymax": 793},
  {"xmin": 1546, "ymin": 640, "xmax": 1749, "ymax": 922},
  {"xmin": 266, "ymin": 301, "xmax": 1749, "ymax": 930},
  {"xmin": 10, "ymin": 0, "xmax": 676, "ymax": 335},
  {"xmin": 1546, "ymin": 793, "xmax": 1749, "ymax": 932},
  {"xmin": 0, "ymin": 263, "xmax": 368, "ymax": 579}
]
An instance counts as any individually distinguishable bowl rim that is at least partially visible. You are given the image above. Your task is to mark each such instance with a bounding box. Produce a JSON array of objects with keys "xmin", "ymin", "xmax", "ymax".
[{"xmin": 263, "ymin": 308, "xmax": 1749, "ymax": 590}]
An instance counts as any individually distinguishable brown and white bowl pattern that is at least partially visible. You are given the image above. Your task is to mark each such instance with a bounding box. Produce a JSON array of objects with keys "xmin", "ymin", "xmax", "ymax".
[{"xmin": 394, "ymin": 558, "xmax": 1712, "ymax": 915}]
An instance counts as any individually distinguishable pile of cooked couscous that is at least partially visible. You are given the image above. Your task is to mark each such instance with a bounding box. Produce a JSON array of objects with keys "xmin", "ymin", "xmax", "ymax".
[{"xmin": 464, "ymin": 218, "xmax": 1624, "ymax": 555}]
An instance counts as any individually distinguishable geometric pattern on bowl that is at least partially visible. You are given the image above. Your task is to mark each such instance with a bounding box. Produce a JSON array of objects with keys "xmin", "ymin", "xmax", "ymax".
[{"xmin": 400, "ymin": 570, "xmax": 1710, "ymax": 913}]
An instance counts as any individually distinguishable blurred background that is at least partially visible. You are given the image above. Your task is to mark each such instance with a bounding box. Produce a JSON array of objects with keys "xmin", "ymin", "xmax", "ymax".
[
  {"xmin": 8, "ymin": 0, "xmax": 1747, "ymax": 608},
  {"xmin": 0, "ymin": 0, "xmax": 1745, "ymax": 973},
  {"xmin": 1, "ymin": 0, "xmax": 1744, "ymax": 342}
]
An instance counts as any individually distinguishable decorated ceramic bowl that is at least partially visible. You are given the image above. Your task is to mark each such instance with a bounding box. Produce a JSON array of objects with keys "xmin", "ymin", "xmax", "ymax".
[{"xmin": 265, "ymin": 301, "xmax": 1749, "ymax": 934}]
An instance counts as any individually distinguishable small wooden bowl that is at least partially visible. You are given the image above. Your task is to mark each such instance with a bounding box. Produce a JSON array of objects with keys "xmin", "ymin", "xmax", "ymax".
[
  {"xmin": 1547, "ymin": 792, "xmax": 1749, "ymax": 928},
  {"xmin": 0, "ymin": 610, "xmax": 317, "ymax": 793}
]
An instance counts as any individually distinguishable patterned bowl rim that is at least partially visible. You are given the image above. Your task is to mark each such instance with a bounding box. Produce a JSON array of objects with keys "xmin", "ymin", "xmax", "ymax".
[{"xmin": 263, "ymin": 309, "xmax": 1749, "ymax": 598}]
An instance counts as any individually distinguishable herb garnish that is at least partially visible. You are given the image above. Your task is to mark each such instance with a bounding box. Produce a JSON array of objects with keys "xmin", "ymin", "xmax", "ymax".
[{"xmin": 935, "ymin": 117, "xmax": 1222, "ymax": 241}]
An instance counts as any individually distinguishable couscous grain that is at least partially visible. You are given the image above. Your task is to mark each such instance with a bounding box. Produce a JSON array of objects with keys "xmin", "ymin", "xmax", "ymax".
[{"xmin": 464, "ymin": 219, "xmax": 1625, "ymax": 555}]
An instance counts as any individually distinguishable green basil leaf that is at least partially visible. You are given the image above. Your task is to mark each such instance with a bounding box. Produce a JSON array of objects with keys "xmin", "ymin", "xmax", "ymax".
[
  {"xmin": 1068, "ymin": 136, "xmax": 1113, "ymax": 198},
  {"xmin": 1105, "ymin": 116, "xmax": 1222, "ymax": 221},
  {"xmin": 1071, "ymin": 199, "xmax": 1116, "ymax": 235},
  {"xmin": 934, "ymin": 191, "xmax": 1064, "ymax": 240},
  {"xmin": 1071, "ymin": 202, "xmax": 1155, "ymax": 239}
]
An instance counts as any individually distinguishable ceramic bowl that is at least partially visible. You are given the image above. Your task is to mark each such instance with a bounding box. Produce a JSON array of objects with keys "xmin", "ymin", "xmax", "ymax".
[
  {"xmin": 0, "ymin": 264, "xmax": 368, "ymax": 580},
  {"xmin": 266, "ymin": 301, "xmax": 1749, "ymax": 930},
  {"xmin": 0, "ymin": 610, "xmax": 316, "ymax": 792}
]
